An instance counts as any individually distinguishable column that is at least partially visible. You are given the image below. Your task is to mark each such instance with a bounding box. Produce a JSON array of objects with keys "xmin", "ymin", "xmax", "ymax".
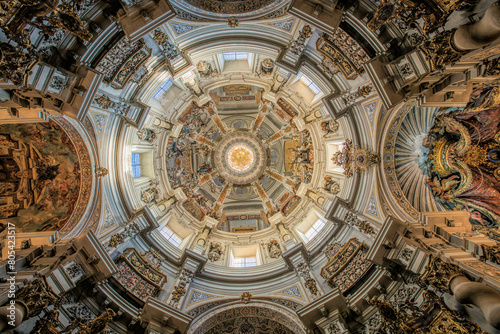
[
  {"xmin": 157, "ymin": 196, "xmax": 176, "ymax": 212},
  {"xmin": 153, "ymin": 118, "xmax": 173, "ymax": 130},
  {"xmin": 0, "ymin": 302, "xmax": 26, "ymax": 331},
  {"xmin": 277, "ymin": 223, "xmax": 291, "ymax": 242},
  {"xmin": 196, "ymin": 227, "xmax": 211, "ymax": 246},
  {"xmin": 453, "ymin": 2, "xmax": 500, "ymax": 51},
  {"xmin": 420, "ymin": 256, "xmax": 500, "ymax": 329},
  {"xmin": 307, "ymin": 190, "xmax": 325, "ymax": 206}
]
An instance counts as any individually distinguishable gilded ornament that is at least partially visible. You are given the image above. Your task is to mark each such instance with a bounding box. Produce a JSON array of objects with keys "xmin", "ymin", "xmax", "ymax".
[
  {"xmin": 321, "ymin": 238, "xmax": 371, "ymax": 291},
  {"xmin": 0, "ymin": 42, "xmax": 39, "ymax": 87},
  {"xmin": 321, "ymin": 120, "xmax": 339, "ymax": 135},
  {"xmin": 152, "ymin": 29, "xmax": 169, "ymax": 45},
  {"xmin": 197, "ymin": 61, "xmax": 217, "ymax": 78},
  {"xmin": 316, "ymin": 30, "xmax": 370, "ymax": 80},
  {"xmin": 482, "ymin": 243, "xmax": 500, "ymax": 265},
  {"xmin": 228, "ymin": 144, "xmax": 254, "ymax": 171},
  {"xmin": 96, "ymin": 167, "xmax": 108, "ymax": 177},
  {"xmin": 228, "ymin": 17, "xmax": 238, "ymax": 28},
  {"xmin": 172, "ymin": 285, "xmax": 187, "ymax": 302},
  {"xmin": 418, "ymin": 255, "xmax": 465, "ymax": 293},
  {"xmin": 305, "ymin": 278, "xmax": 318, "ymax": 295},
  {"xmin": 483, "ymin": 57, "xmax": 500, "ymax": 77},
  {"xmin": 357, "ymin": 85, "xmax": 372, "ymax": 97},
  {"xmin": 420, "ymin": 30, "xmax": 465, "ymax": 72},
  {"xmin": 108, "ymin": 233, "xmax": 124, "ymax": 248},
  {"xmin": 141, "ymin": 187, "xmax": 159, "ymax": 203},
  {"xmin": 367, "ymin": 0, "xmax": 478, "ymax": 36},
  {"xmin": 324, "ymin": 176, "xmax": 340, "ymax": 195},
  {"xmin": 30, "ymin": 308, "xmax": 61, "ymax": 334},
  {"xmin": 371, "ymin": 289, "xmax": 487, "ymax": 333},
  {"xmin": 240, "ymin": 291, "xmax": 252, "ymax": 303},
  {"xmin": 95, "ymin": 94, "xmax": 113, "ymax": 109},
  {"xmin": 77, "ymin": 308, "xmax": 115, "ymax": 334},
  {"xmin": 331, "ymin": 140, "xmax": 380, "ymax": 178},
  {"xmin": 137, "ymin": 128, "xmax": 156, "ymax": 142},
  {"xmin": 290, "ymin": 25, "xmax": 312, "ymax": 55},
  {"xmin": 16, "ymin": 278, "xmax": 59, "ymax": 318},
  {"xmin": 260, "ymin": 58, "xmax": 274, "ymax": 76}
]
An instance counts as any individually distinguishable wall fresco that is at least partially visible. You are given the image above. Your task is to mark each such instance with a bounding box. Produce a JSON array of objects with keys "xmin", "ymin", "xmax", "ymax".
[{"xmin": 0, "ymin": 120, "xmax": 81, "ymax": 232}]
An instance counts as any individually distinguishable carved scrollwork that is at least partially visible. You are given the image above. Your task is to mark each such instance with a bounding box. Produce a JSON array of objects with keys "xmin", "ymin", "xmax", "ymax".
[
  {"xmin": 16, "ymin": 278, "xmax": 60, "ymax": 318},
  {"xmin": 482, "ymin": 243, "xmax": 500, "ymax": 265},
  {"xmin": 371, "ymin": 289, "xmax": 486, "ymax": 333},
  {"xmin": 419, "ymin": 30, "xmax": 465, "ymax": 72},
  {"xmin": 418, "ymin": 255, "xmax": 465, "ymax": 293},
  {"xmin": 331, "ymin": 139, "xmax": 380, "ymax": 178}
]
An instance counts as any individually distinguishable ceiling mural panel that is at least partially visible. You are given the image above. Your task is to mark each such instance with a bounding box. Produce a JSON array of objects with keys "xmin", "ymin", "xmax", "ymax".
[{"xmin": 0, "ymin": 120, "xmax": 83, "ymax": 232}]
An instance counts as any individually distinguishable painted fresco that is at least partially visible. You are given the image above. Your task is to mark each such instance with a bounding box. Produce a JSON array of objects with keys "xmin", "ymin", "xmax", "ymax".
[
  {"xmin": 284, "ymin": 129, "xmax": 313, "ymax": 184},
  {"xmin": 0, "ymin": 121, "xmax": 80, "ymax": 232},
  {"xmin": 166, "ymin": 102, "xmax": 214, "ymax": 189},
  {"xmin": 422, "ymin": 85, "xmax": 500, "ymax": 227}
]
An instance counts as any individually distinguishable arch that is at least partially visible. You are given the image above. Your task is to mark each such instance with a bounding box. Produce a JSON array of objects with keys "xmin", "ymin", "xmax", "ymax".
[{"xmin": 187, "ymin": 301, "xmax": 307, "ymax": 334}]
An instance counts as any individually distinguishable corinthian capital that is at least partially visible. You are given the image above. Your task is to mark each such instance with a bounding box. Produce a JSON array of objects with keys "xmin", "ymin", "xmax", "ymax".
[{"xmin": 419, "ymin": 255, "xmax": 465, "ymax": 293}]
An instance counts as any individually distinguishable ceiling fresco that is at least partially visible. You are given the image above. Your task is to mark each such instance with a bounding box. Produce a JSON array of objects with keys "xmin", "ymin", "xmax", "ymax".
[{"xmin": 166, "ymin": 85, "xmax": 313, "ymax": 232}]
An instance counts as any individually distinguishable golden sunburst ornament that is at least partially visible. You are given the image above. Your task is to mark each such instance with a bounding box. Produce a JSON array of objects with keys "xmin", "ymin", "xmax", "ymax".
[{"xmin": 228, "ymin": 145, "xmax": 254, "ymax": 171}]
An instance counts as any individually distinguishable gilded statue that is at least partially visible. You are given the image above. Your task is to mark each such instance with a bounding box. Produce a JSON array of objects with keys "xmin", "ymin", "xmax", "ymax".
[
  {"xmin": 422, "ymin": 85, "xmax": 500, "ymax": 227},
  {"xmin": 371, "ymin": 290, "xmax": 486, "ymax": 333},
  {"xmin": 331, "ymin": 140, "xmax": 380, "ymax": 178},
  {"xmin": 367, "ymin": 0, "xmax": 478, "ymax": 35},
  {"xmin": 78, "ymin": 308, "xmax": 115, "ymax": 334}
]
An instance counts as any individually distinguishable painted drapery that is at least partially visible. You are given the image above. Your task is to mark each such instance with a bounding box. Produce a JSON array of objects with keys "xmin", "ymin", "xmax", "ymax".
[{"xmin": 423, "ymin": 85, "xmax": 500, "ymax": 227}]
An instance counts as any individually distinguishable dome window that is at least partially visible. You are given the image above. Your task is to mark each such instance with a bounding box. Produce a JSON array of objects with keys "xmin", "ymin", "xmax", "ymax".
[
  {"xmin": 159, "ymin": 226, "xmax": 182, "ymax": 247},
  {"xmin": 232, "ymin": 257, "xmax": 257, "ymax": 268},
  {"xmin": 131, "ymin": 153, "xmax": 141, "ymax": 178},
  {"xmin": 305, "ymin": 219, "xmax": 326, "ymax": 241},
  {"xmin": 229, "ymin": 245, "xmax": 261, "ymax": 267},
  {"xmin": 223, "ymin": 52, "xmax": 248, "ymax": 60},
  {"xmin": 153, "ymin": 79, "xmax": 173, "ymax": 100},
  {"xmin": 299, "ymin": 74, "xmax": 321, "ymax": 94}
]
